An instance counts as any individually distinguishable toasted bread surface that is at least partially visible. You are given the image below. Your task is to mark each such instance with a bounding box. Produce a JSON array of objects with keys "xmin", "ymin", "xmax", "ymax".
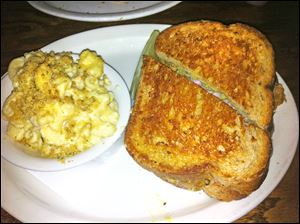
[
  {"xmin": 125, "ymin": 56, "xmax": 271, "ymax": 201},
  {"xmin": 155, "ymin": 21, "xmax": 275, "ymax": 129}
]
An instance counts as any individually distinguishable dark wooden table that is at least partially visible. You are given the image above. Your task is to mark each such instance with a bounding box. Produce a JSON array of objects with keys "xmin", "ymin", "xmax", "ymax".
[{"xmin": 1, "ymin": 1, "xmax": 299, "ymax": 223}]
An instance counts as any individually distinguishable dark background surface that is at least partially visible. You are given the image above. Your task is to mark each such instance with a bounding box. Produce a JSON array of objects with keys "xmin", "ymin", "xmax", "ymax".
[{"xmin": 1, "ymin": 1, "xmax": 299, "ymax": 223}]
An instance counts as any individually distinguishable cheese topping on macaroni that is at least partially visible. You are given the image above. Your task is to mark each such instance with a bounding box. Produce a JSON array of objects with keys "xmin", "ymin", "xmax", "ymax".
[{"xmin": 2, "ymin": 50, "xmax": 119, "ymax": 160}]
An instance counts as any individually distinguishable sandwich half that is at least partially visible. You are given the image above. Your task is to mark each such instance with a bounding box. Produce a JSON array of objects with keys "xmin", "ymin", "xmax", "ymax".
[
  {"xmin": 155, "ymin": 21, "xmax": 276, "ymax": 129},
  {"xmin": 125, "ymin": 56, "xmax": 271, "ymax": 201}
]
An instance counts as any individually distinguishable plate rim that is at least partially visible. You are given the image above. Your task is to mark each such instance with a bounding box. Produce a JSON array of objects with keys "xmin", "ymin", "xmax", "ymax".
[{"xmin": 27, "ymin": 1, "xmax": 181, "ymax": 22}]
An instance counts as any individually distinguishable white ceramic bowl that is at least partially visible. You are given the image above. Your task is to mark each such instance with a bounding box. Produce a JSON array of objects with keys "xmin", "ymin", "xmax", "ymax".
[{"xmin": 1, "ymin": 62, "xmax": 131, "ymax": 172}]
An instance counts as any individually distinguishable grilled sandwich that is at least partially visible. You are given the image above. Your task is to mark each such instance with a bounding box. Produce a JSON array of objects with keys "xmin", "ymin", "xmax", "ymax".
[
  {"xmin": 155, "ymin": 21, "xmax": 276, "ymax": 129},
  {"xmin": 125, "ymin": 21, "xmax": 284, "ymax": 201},
  {"xmin": 125, "ymin": 56, "xmax": 271, "ymax": 201}
]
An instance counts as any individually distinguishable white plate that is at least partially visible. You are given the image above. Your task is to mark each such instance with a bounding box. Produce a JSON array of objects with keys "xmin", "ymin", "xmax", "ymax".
[
  {"xmin": 1, "ymin": 62, "xmax": 131, "ymax": 172},
  {"xmin": 1, "ymin": 24, "xmax": 299, "ymax": 223},
  {"xmin": 28, "ymin": 1, "xmax": 181, "ymax": 22}
]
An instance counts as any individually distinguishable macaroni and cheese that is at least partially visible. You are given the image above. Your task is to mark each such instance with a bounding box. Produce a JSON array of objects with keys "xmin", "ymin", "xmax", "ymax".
[{"xmin": 2, "ymin": 50, "xmax": 119, "ymax": 160}]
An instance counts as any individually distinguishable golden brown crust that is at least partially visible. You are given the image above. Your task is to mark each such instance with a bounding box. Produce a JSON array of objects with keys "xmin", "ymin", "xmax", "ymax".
[
  {"xmin": 125, "ymin": 56, "xmax": 271, "ymax": 201},
  {"xmin": 203, "ymin": 162, "xmax": 269, "ymax": 201},
  {"xmin": 155, "ymin": 21, "xmax": 276, "ymax": 129}
]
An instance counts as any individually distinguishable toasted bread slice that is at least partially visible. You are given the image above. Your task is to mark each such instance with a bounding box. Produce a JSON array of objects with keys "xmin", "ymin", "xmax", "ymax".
[
  {"xmin": 155, "ymin": 21, "xmax": 275, "ymax": 129},
  {"xmin": 125, "ymin": 56, "xmax": 271, "ymax": 201}
]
